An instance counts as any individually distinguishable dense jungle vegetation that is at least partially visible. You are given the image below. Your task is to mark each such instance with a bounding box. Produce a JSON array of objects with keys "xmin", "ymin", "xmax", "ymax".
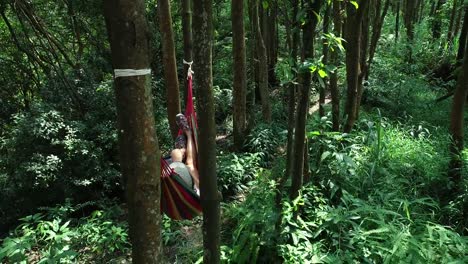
[{"xmin": 1, "ymin": 0, "xmax": 467, "ymax": 263}]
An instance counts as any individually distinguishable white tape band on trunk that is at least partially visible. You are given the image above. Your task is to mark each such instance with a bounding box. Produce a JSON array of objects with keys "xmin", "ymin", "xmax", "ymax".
[{"xmin": 114, "ymin": 69, "xmax": 151, "ymax": 78}]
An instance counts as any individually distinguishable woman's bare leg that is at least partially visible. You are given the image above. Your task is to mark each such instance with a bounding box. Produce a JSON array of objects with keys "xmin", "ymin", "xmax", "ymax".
[{"xmin": 184, "ymin": 130, "xmax": 199, "ymax": 188}]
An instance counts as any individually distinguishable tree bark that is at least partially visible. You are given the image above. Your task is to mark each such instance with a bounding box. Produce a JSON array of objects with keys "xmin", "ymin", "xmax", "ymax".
[
  {"xmin": 232, "ymin": 0, "xmax": 247, "ymax": 151},
  {"xmin": 367, "ymin": 0, "xmax": 390, "ymax": 79},
  {"xmin": 193, "ymin": 0, "xmax": 220, "ymax": 262},
  {"xmin": 457, "ymin": 6, "xmax": 468, "ymax": 63},
  {"xmin": 290, "ymin": 0, "xmax": 322, "ymax": 199},
  {"xmin": 158, "ymin": 0, "xmax": 181, "ymax": 139},
  {"xmin": 320, "ymin": 3, "xmax": 332, "ymax": 118},
  {"xmin": 343, "ymin": 0, "xmax": 370, "ymax": 133},
  {"xmin": 449, "ymin": 40, "xmax": 468, "ymax": 192},
  {"xmin": 181, "ymin": 0, "xmax": 193, "ymax": 106},
  {"xmin": 330, "ymin": 0, "xmax": 342, "ymax": 132},
  {"xmin": 284, "ymin": 0, "xmax": 299, "ymax": 196},
  {"xmin": 356, "ymin": 3, "xmax": 370, "ymax": 119},
  {"xmin": 448, "ymin": 0, "xmax": 459, "ymax": 44},
  {"xmin": 252, "ymin": 0, "xmax": 271, "ymax": 122},
  {"xmin": 395, "ymin": 0, "xmax": 400, "ymax": 43},
  {"xmin": 103, "ymin": 0, "xmax": 162, "ymax": 262}
]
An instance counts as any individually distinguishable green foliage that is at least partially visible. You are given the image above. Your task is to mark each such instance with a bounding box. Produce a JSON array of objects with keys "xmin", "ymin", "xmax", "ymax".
[
  {"xmin": 217, "ymin": 152, "xmax": 261, "ymax": 197},
  {"xmin": 244, "ymin": 123, "xmax": 285, "ymax": 166},
  {"xmin": 278, "ymin": 185, "xmax": 468, "ymax": 263},
  {"xmin": 0, "ymin": 200, "xmax": 129, "ymax": 263},
  {"xmin": 221, "ymin": 173, "xmax": 279, "ymax": 263}
]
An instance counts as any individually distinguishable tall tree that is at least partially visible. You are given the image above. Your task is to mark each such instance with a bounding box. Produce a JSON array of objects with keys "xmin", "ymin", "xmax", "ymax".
[
  {"xmin": 290, "ymin": 0, "xmax": 322, "ymax": 199},
  {"xmin": 158, "ymin": 0, "xmax": 181, "ymax": 139},
  {"xmin": 320, "ymin": 3, "xmax": 332, "ymax": 118},
  {"xmin": 448, "ymin": 0, "xmax": 460, "ymax": 44},
  {"xmin": 456, "ymin": 6, "xmax": 468, "ymax": 63},
  {"xmin": 181, "ymin": 0, "xmax": 193, "ymax": 105},
  {"xmin": 356, "ymin": 2, "xmax": 371, "ymax": 119},
  {"xmin": 449, "ymin": 40, "xmax": 468, "ymax": 193},
  {"xmin": 367, "ymin": 0, "xmax": 391, "ymax": 79},
  {"xmin": 395, "ymin": 0, "xmax": 401, "ymax": 43},
  {"xmin": 343, "ymin": 0, "xmax": 370, "ymax": 133},
  {"xmin": 330, "ymin": 0, "xmax": 342, "ymax": 131},
  {"xmin": 283, "ymin": 0, "xmax": 300, "ymax": 195},
  {"xmin": 193, "ymin": 0, "xmax": 220, "ymax": 262},
  {"xmin": 232, "ymin": 0, "xmax": 247, "ymax": 151},
  {"xmin": 103, "ymin": 0, "xmax": 162, "ymax": 262},
  {"xmin": 252, "ymin": 0, "xmax": 272, "ymax": 122}
]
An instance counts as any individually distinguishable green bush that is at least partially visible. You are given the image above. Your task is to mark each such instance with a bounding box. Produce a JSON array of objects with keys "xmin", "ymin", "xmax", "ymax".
[
  {"xmin": 221, "ymin": 173, "xmax": 279, "ymax": 263},
  {"xmin": 244, "ymin": 123, "xmax": 285, "ymax": 166},
  {"xmin": 0, "ymin": 201, "xmax": 129, "ymax": 263},
  {"xmin": 217, "ymin": 152, "xmax": 261, "ymax": 198}
]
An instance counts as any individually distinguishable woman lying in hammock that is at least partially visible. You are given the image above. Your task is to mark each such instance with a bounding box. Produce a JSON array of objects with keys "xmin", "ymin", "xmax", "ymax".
[{"xmin": 170, "ymin": 114, "xmax": 200, "ymax": 195}]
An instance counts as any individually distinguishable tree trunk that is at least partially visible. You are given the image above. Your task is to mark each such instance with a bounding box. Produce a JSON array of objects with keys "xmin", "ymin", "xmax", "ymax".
[
  {"xmin": 449, "ymin": 40, "xmax": 468, "ymax": 192},
  {"xmin": 232, "ymin": 0, "xmax": 247, "ymax": 151},
  {"xmin": 330, "ymin": 0, "xmax": 342, "ymax": 131},
  {"xmin": 343, "ymin": 0, "xmax": 370, "ymax": 133},
  {"xmin": 431, "ymin": 0, "xmax": 445, "ymax": 40},
  {"xmin": 181, "ymin": 0, "xmax": 193, "ymax": 106},
  {"xmin": 356, "ymin": 3, "xmax": 370, "ymax": 119},
  {"xmin": 267, "ymin": 1, "xmax": 278, "ymax": 87},
  {"xmin": 247, "ymin": 0, "xmax": 257, "ymax": 131},
  {"xmin": 448, "ymin": 0, "xmax": 459, "ymax": 44},
  {"xmin": 367, "ymin": 0, "xmax": 391, "ymax": 79},
  {"xmin": 454, "ymin": 3, "xmax": 463, "ymax": 40},
  {"xmin": 252, "ymin": 0, "xmax": 271, "ymax": 122},
  {"xmin": 320, "ymin": 3, "xmax": 332, "ymax": 118},
  {"xmin": 103, "ymin": 0, "xmax": 162, "ymax": 262},
  {"xmin": 284, "ymin": 0, "xmax": 299, "ymax": 195},
  {"xmin": 192, "ymin": 0, "xmax": 220, "ymax": 262},
  {"xmin": 403, "ymin": 0, "xmax": 418, "ymax": 60},
  {"xmin": 395, "ymin": 0, "xmax": 400, "ymax": 43},
  {"xmin": 457, "ymin": 6, "xmax": 468, "ymax": 63},
  {"xmin": 158, "ymin": 0, "xmax": 181, "ymax": 139},
  {"xmin": 290, "ymin": 0, "xmax": 322, "ymax": 199}
]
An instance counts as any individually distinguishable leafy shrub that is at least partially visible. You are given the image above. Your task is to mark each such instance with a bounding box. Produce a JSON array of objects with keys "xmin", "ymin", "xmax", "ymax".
[
  {"xmin": 278, "ymin": 185, "xmax": 468, "ymax": 263},
  {"xmin": 222, "ymin": 173, "xmax": 279, "ymax": 263},
  {"xmin": 217, "ymin": 152, "xmax": 261, "ymax": 198},
  {"xmin": 244, "ymin": 123, "xmax": 284, "ymax": 166},
  {"xmin": 0, "ymin": 201, "xmax": 130, "ymax": 263},
  {"xmin": 0, "ymin": 104, "xmax": 121, "ymax": 228}
]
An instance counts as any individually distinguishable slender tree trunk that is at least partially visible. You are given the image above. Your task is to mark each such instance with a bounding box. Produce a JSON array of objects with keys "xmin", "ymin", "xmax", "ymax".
[
  {"xmin": 457, "ymin": 6, "xmax": 468, "ymax": 63},
  {"xmin": 449, "ymin": 40, "xmax": 468, "ymax": 192},
  {"xmin": 252, "ymin": 0, "xmax": 271, "ymax": 122},
  {"xmin": 283, "ymin": 0, "xmax": 300, "ymax": 193},
  {"xmin": 343, "ymin": 0, "xmax": 370, "ymax": 133},
  {"xmin": 290, "ymin": 0, "xmax": 322, "ymax": 199},
  {"xmin": 432, "ymin": 0, "xmax": 445, "ymax": 40},
  {"xmin": 395, "ymin": 0, "xmax": 401, "ymax": 43},
  {"xmin": 158, "ymin": 0, "xmax": 181, "ymax": 139},
  {"xmin": 181, "ymin": 0, "xmax": 193, "ymax": 105},
  {"xmin": 232, "ymin": 0, "xmax": 247, "ymax": 151},
  {"xmin": 320, "ymin": 3, "xmax": 332, "ymax": 118},
  {"xmin": 330, "ymin": 0, "xmax": 342, "ymax": 131},
  {"xmin": 103, "ymin": 0, "xmax": 162, "ymax": 262},
  {"xmin": 448, "ymin": 0, "xmax": 459, "ymax": 44},
  {"xmin": 403, "ymin": 0, "xmax": 418, "ymax": 61},
  {"xmin": 356, "ymin": 3, "xmax": 370, "ymax": 119},
  {"xmin": 267, "ymin": 0, "xmax": 278, "ymax": 87},
  {"xmin": 247, "ymin": 0, "xmax": 258, "ymax": 131},
  {"xmin": 367, "ymin": 0, "xmax": 390, "ymax": 79},
  {"xmin": 193, "ymin": 0, "xmax": 220, "ymax": 262},
  {"xmin": 454, "ymin": 3, "xmax": 463, "ymax": 40}
]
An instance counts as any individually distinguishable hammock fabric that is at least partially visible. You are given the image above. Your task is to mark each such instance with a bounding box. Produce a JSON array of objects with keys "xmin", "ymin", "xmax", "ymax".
[{"xmin": 160, "ymin": 74, "xmax": 202, "ymax": 220}]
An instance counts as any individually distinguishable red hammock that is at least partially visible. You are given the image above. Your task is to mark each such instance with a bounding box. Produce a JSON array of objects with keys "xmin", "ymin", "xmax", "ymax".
[{"xmin": 160, "ymin": 73, "xmax": 202, "ymax": 220}]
